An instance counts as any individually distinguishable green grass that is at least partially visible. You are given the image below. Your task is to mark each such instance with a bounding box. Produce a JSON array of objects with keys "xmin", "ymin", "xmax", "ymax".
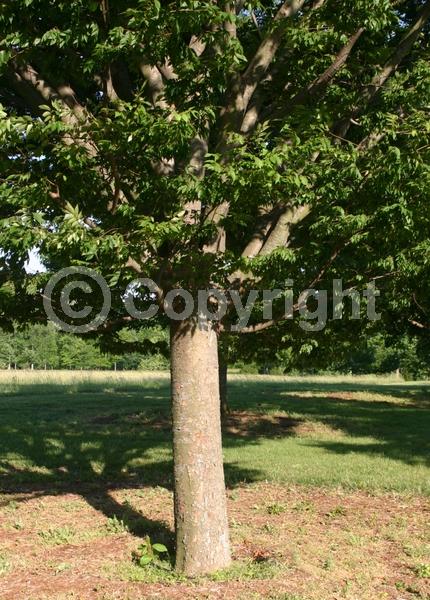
[
  {"xmin": 110, "ymin": 556, "xmax": 283, "ymax": 585},
  {"xmin": 0, "ymin": 372, "xmax": 429, "ymax": 495},
  {"xmin": 38, "ymin": 526, "xmax": 75, "ymax": 546},
  {"xmin": 0, "ymin": 553, "xmax": 11, "ymax": 576}
]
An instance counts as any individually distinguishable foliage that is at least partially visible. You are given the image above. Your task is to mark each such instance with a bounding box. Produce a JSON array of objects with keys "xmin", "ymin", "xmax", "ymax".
[
  {"xmin": 228, "ymin": 330, "xmax": 430, "ymax": 379},
  {"xmin": 132, "ymin": 536, "xmax": 169, "ymax": 567},
  {"xmin": 0, "ymin": 323, "xmax": 169, "ymax": 370},
  {"xmin": 0, "ymin": 0, "xmax": 428, "ymax": 343},
  {"xmin": 105, "ymin": 515, "xmax": 130, "ymax": 535},
  {"xmin": 38, "ymin": 526, "xmax": 75, "ymax": 545},
  {"xmin": 1, "ymin": 323, "xmax": 428, "ymax": 378},
  {"xmin": 266, "ymin": 502, "xmax": 286, "ymax": 515},
  {"xmin": 0, "ymin": 554, "xmax": 11, "ymax": 576},
  {"xmin": 414, "ymin": 563, "xmax": 430, "ymax": 578}
]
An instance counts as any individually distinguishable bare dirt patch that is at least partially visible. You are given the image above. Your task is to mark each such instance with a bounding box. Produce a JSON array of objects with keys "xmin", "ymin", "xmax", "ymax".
[
  {"xmin": 0, "ymin": 484, "xmax": 428, "ymax": 600},
  {"xmin": 224, "ymin": 411, "xmax": 340, "ymax": 439}
]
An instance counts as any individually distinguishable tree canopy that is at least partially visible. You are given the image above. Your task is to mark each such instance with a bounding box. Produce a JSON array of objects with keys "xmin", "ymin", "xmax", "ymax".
[{"xmin": 0, "ymin": 0, "xmax": 429, "ymax": 332}]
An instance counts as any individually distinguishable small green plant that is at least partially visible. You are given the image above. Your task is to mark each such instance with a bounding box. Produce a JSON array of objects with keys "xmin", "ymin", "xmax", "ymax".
[
  {"xmin": 54, "ymin": 562, "xmax": 71, "ymax": 575},
  {"xmin": 230, "ymin": 517, "xmax": 242, "ymax": 529},
  {"xmin": 403, "ymin": 543, "xmax": 429, "ymax": 559},
  {"xmin": 105, "ymin": 515, "xmax": 129, "ymax": 534},
  {"xmin": 113, "ymin": 559, "xmax": 183, "ymax": 584},
  {"xmin": 38, "ymin": 526, "xmax": 75, "ymax": 545},
  {"xmin": 292, "ymin": 500, "xmax": 314, "ymax": 513},
  {"xmin": 132, "ymin": 536, "xmax": 169, "ymax": 567},
  {"xmin": 346, "ymin": 533, "xmax": 364, "ymax": 547},
  {"xmin": 326, "ymin": 505, "xmax": 347, "ymax": 518},
  {"xmin": 6, "ymin": 501, "xmax": 18, "ymax": 512},
  {"xmin": 0, "ymin": 554, "xmax": 10, "ymax": 576},
  {"xmin": 414, "ymin": 563, "xmax": 430, "ymax": 578},
  {"xmin": 262, "ymin": 522, "xmax": 277, "ymax": 535},
  {"xmin": 266, "ymin": 502, "xmax": 286, "ymax": 515}
]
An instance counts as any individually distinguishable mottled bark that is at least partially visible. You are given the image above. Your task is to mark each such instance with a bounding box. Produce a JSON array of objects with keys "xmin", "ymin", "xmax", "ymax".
[{"xmin": 170, "ymin": 317, "xmax": 231, "ymax": 575}]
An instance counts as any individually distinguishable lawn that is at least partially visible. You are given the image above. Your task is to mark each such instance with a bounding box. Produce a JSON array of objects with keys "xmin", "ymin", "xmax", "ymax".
[{"xmin": 0, "ymin": 371, "xmax": 429, "ymax": 599}]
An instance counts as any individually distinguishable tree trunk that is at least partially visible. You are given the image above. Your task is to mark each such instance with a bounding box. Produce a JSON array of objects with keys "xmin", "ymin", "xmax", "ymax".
[
  {"xmin": 170, "ymin": 317, "xmax": 231, "ymax": 575},
  {"xmin": 219, "ymin": 358, "xmax": 229, "ymax": 419}
]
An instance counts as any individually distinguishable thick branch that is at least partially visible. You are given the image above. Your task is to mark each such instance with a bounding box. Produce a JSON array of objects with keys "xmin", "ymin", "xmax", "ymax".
[
  {"xmin": 4, "ymin": 68, "xmax": 46, "ymax": 116},
  {"xmin": 228, "ymin": 204, "xmax": 309, "ymax": 286},
  {"xmin": 224, "ymin": 1, "xmax": 237, "ymax": 40},
  {"xmin": 103, "ymin": 67, "xmax": 119, "ymax": 102},
  {"xmin": 247, "ymin": 6, "xmax": 430, "ymax": 260},
  {"xmin": 139, "ymin": 60, "xmax": 169, "ymax": 108},
  {"xmin": 221, "ymin": 0, "xmax": 306, "ymax": 135},
  {"xmin": 210, "ymin": 0, "xmax": 310, "ymax": 247},
  {"xmin": 258, "ymin": 204, "xmax": 310, "ymax": 256},
  {"xmin": 14, "ymin": 62, "xmax": 88, "ymax": 124},
  {"xmin": 284, "ymin": 28, "xmax": 364, "ymax": 115},
  {"xmin": 409, "ymin": 319, "xmax": 430, "ymax": 330},
  {"xmin": 227, "ymin": 206, "xmax": 282, "ymax": 284},
  {"xmin": 241, "ymin": 206, "xmax": 282, "ymax": 258},
  {"xmin": 189, "ymin": 34, "xmax": 207, "ymax": 57},
  {"xmin": 203, "ymin": 202, "xmax": 229, "ymax": 254}
]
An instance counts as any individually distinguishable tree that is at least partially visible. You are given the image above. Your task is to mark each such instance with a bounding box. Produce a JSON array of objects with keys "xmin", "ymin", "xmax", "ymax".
[
  {"xmin": 0, "ymin": 329, "xmax": 16, "ymax": 368},
  {"xmin": 1, "ymin": 0, "xmax": 430, "ymax": 575},
  {"xmin": 57, "ymin": 333, "xmax": 111, "ymax": 369},
  {"xmin": 0, "ymin": 323, "xmax": 59, "ymax": 368}
]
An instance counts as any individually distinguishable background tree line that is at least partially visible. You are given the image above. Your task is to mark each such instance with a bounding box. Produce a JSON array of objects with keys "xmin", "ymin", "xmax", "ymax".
[
  {"xmin": 1, "ymin": 324, "xmax": 428, "ymax": 379},
  {"xmin": 0, "ymin": 324, "xmax": 169, "ymax": 371}
]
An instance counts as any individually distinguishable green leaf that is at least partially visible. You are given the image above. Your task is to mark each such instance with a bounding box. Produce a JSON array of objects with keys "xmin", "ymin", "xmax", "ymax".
[
  {"xmin": 139, "ymin": 555, "xmax": 153, "ymax": 566},
  {"xmin": 152, "ymin": 543, "xmax": 168, "ymax": 553}
]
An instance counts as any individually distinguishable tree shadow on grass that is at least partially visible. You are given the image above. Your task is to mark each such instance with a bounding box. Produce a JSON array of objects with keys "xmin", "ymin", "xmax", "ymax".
[
  {"xmin": 0, "ymin": 376, "xmax": 428, "ymax": 535},
  {"xmin": 224, "ymin": 379, "xmax": 430, "ymax": 467},
  {"xmin": 0, "ymin": 379, "xmax": 262, "ymax": 539}
]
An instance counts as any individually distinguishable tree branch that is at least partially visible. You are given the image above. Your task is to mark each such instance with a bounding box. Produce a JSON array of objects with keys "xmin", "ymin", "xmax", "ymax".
[
  {"xmin": 139, "ymin": 60, "xmax": 169, "ymax": 109},
  {"xmin": 281, "ymin": 28, "xmax": 365, "ymax": 118},
  {"xmin": 209, "ymin": 0, "xmax": 310, "ymax": 248},
  {"xmin": 11, "ymin": 62, "xmax": 133, "ymax": 214},
  {"xmin": 241, "ymin": 206, "xmax": 283, "ymax": 258},
  {"xmin": 258, "ymin": 204, "xmax": 310, "ymax": 256},
  {"xmin": 224, "ymin": 1, "xmax": 237, "ymax": 40},
  {"xmin": 248, "ymin": 6, "xmax": 430, "ymax": 257},
  {"xmin": 48, "ymin": 182, "xmax": 98, "ymax": 230},
  {"xmin": 221, "ymin": 0, "xmax": 306, "ymax": 136},
  {"xmin": 14, "ymin": 62, "xmax": 88, "ymax": 125},
  {"xmin": 409, "ymin": 319, "xmax": 430, "ymax": 330}
]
